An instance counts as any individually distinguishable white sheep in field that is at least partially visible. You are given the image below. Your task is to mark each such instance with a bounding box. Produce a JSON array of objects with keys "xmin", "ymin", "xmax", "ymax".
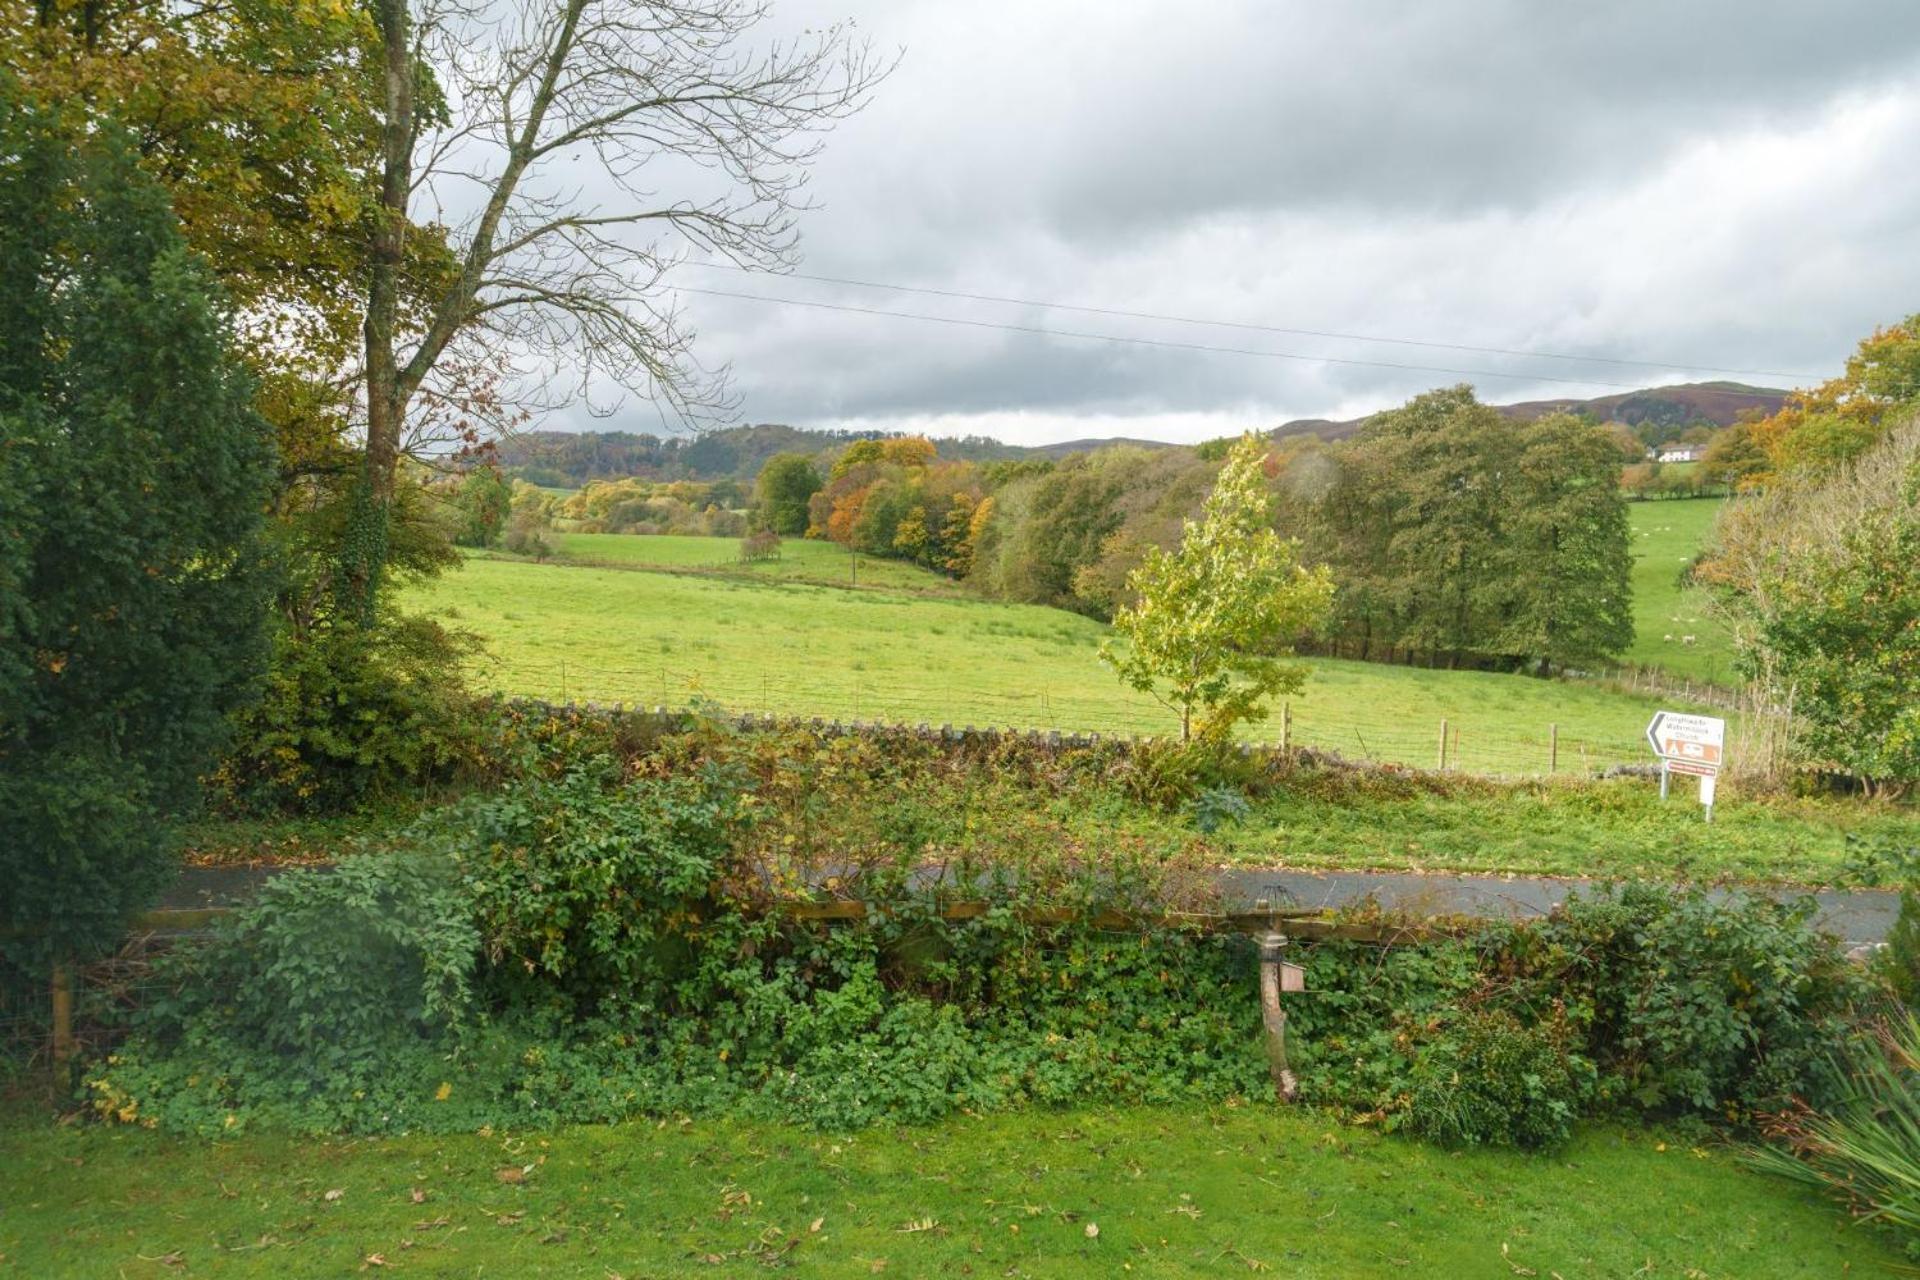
[
  {"xmin": 1663, "ymin": 633, "xmax": 1674, "ymax": 641},
  {"xmin": 1682, "ymin": 635, "xmax": 1697, "ymax": 646}
]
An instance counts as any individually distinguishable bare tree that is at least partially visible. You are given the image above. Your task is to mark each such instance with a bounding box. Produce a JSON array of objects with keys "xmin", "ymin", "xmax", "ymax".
[{"xmin": 349, "ymin": 0, "xmax": 887, "ymax": 609}]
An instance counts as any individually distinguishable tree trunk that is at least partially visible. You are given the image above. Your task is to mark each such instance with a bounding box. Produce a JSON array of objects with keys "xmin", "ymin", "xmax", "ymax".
[{"xmin": 346, "ymin": 0, "xmax": 415, "ymax": 620}]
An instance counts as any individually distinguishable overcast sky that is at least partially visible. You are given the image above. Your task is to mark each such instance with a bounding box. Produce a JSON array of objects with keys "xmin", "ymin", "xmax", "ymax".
[{"xmin": 601, "ymin": 1, "xmax": 1920, "ymax": 446}]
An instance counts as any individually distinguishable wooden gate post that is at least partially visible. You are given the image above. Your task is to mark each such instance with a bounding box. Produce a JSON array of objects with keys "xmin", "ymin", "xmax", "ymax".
[
  {"xmin": 50, "ymin": 962, "xmax": 74, "ymax": 1067},
  {"xmin": 1437, "ymin": 718, "xmax": 1449, "ymax": 771},
  {"xmin": 1257, "ymin": 932, "xmax": 1300, "ymax": 1103}
]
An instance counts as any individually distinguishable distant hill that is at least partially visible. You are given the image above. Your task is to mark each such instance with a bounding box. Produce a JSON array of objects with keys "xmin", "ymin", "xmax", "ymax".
[
  {"xmin": 498, "ymin": 423, "xmax": 1036, "ymax": 486},
  {"xmin": 499, "ymin": 382, "xmax": 1790, "ymax": 485},
  {"xmin": 1271, "ymin": 381, "xmax": 1788, "ymax": 442},
  {"xmin": 1025, "ymin": 436, "xmax": 1176, "ymax": 458}
]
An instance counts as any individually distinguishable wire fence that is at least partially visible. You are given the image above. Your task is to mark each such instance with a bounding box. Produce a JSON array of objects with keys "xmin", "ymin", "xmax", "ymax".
[
  {"xmin": 1, "ymin": 930, "xmax": 193, "ymax": 1077},
  {"xmin": 480, "ymin": 657, "xmax": 1767, "ymax": 779}
]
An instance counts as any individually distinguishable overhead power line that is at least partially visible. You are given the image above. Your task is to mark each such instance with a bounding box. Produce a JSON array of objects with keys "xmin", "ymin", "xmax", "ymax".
[
  {"xmin": 682, "ymin": 261, "xmax": 1816, "ymax": 385},
  {"xmin": 679, "ymin": 285, "xmax": 1714, "ymax": 391}
]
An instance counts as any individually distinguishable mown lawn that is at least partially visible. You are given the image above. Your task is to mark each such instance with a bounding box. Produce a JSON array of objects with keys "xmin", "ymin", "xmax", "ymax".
[
  {"xmin": 1624, "ymin": 499, "xmax": 1736, "ymax": 684},
  {"xmin": 0, "ymin": 1105, "xmax": 1894, "ymax": 1277},
  {"xmin": 411, "ymin": 556, "xmax": 1713, "ymax": 776}
]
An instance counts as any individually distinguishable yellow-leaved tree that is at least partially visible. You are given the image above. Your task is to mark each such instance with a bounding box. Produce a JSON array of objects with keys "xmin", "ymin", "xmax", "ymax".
[{"xmin": 1100, "ymin": 436, "xmax": 1334, "ymax": 742}]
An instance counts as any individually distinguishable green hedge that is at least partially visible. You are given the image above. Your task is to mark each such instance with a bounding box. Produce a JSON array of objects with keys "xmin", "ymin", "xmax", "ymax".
[{"xmin": 87, "ymin": 761, "xmax": 1878, "ymax": 1144}]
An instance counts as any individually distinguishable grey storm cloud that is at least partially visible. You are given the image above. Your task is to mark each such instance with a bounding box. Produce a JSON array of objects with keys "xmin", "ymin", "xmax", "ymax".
[{"xmin": 547, "ymin": 0, "xmax": 1920, "ymax": 444}]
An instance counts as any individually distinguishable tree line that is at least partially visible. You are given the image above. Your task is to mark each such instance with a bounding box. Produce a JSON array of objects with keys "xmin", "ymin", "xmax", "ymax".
[{"xmin": 745, "ymin": 387, "xmax": 1638, "ymax": 672}]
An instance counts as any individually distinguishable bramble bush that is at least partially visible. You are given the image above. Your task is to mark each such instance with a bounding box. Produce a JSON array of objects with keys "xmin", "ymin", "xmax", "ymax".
[
  {"xmin": 1407, "ymin": 1008, "xmax": 1593, "ymax": 1151},
  {"xmin": 86, "ymin": 722, "xmax": 1884, "ymax": 1145}
]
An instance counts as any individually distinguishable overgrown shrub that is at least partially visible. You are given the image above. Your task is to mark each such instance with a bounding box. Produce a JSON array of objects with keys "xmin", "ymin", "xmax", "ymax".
[
  {"xmin": 90, "ymin": 758, "xmax": 1266, "ymax": 1134},
  {"xmin": 1492, "ymin": 883, "xmax": 1875, "ymax": 1119},
  {"xmin": 502, "ymin": 519, "xmax": 555, "ymax": 560},
  {"xmin": 213, "ymin": 612, "xmax": 494, "ymax": 813},
  {"xmin": 89, "ymin": 852, "xmax": 477, "ymax": 1132},
  {"xmin": 1406, "ymin": 1008, "xmax": 1592, "ymax": 1150},
  {"xmin": 87, "ymin": 728, "xmax": 1885, "ymax": 1142}
]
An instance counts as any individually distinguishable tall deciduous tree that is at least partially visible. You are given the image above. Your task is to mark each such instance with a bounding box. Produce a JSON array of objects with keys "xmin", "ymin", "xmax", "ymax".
[
  {"xmin": 1275, "ymin": 388, "xmax": 1634, "ymax": 670},
  {"xmin": 1708, "ymin": 418, "xmax": 1920, "ymax": 795},
  {"xmin": 1101, "ymin": 436, "xmax": 1333, "ymax": 742},
  {"xmin": 0, "ymin": 104, "xmax": 277, "ymax": 965},
  {"xmin": 754, "ymin": 452, "xmax": 822, "ymax": 535},
  {"xmin": 1496, "ymin": 413, "xmax": 1635, "ymax": 668},
  {"xmin": 348, "ymin": 0, "xmax": 887, "ymax": 614}
]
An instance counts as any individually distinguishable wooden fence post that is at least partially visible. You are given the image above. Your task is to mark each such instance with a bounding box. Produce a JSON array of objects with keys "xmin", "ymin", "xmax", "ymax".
[
  {"xmin": 1548, "ymin": 722, "xmax": 1558, "ymax": 774},
  {"xmin": 1437, "ymin": 718, "xmax": 1448, "ymax": 771},
  {"xmin": 50, "ymin": 962, "xmax": 74, "ymax": 1068},
  {"xmin": 1281, "ymin": 702, "xmax": 1292, "ymax": 754}
]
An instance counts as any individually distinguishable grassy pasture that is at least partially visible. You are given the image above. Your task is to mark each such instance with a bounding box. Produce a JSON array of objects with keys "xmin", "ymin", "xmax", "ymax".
[
  {"xmin": 1624, "ymin": 499, "xmax": 1736, "ymax": 683},
  {"xmin": 412, "ymin": 555, "xmax": 1710, "ymax": 775},
  {"xmin": 547, "ymin": 530, "xmax": 965, "ymax": 594},
  {"xmin": 1, "ymin": 1105, "xmax": 1893, "ymax": 1277}
]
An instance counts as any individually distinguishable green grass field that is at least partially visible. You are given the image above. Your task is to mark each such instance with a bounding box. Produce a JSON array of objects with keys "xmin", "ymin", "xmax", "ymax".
[
  {"xmin": 545, "ymin": 531, "xmax": 966, "ymax": 594},
  {"xmin": 412, "ymin": 555, "xmax": 1714, "ymax": 775},
  {"xmin": 2, "ymin": 1105, "xmax": 1894, "ymax": 1277},
  {"xmin": 1624, "ymin": 499, "xmax": 1736, "ymax": 683}
]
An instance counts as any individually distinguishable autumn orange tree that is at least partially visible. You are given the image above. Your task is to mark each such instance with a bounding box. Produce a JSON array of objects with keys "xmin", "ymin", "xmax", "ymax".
[
  {"xmin": 1746, "ymin": 314, "xmax": 1920, "ymax": 478},
  {"xmin": 800, "ymin": 438, "xmax": 991, "ymax": 575}
]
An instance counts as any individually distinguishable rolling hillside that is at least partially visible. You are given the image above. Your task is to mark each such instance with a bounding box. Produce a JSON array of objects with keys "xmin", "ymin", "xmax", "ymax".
[
  {"xmin": 1270, "ymin": 381, "xmax": 1787, "ymax": 443},
  {"xmin": 501, "ymin": 382, "xmax": 1788, "ymax": 484}
]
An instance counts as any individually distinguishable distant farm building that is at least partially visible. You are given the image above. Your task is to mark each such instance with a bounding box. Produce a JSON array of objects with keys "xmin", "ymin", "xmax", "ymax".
[{"xmin": 1656, "ymin": 445, "xmax": 1702, "ymax": 463}]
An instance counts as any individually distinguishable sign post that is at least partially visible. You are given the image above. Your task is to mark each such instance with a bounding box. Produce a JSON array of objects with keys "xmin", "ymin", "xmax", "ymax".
[{"xmin": 1645, "ymin": 711, "xmax": 1726, "ymax": 822}]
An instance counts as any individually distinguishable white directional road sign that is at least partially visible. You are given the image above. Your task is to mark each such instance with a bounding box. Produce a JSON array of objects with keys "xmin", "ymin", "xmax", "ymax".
[{"xmin": 1645, "ymin": 711, "xmax": 1725, "ymax": 777}]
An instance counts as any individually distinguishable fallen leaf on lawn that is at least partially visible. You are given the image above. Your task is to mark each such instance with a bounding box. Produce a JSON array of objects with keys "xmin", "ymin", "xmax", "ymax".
[
  {"xmin": 1085, "ymin": 1223, "xmax": 1100, "ymax": 1239},
  {"xmin": 135, "ymin": 1252, "xmax": 185, "ymax": 1269},
  {"xmin": 1502, "ymin": 1243, "xmax": 1538, "ymax": 1277},
  {"xmin": 495, "ymin": 1166, "xmax": 526, "ymax": 1184},
  {"xmin": 809, "ymin": 1218, "xmax": 824, "ymax": 1234},
  {"xmin": 324, "ymin": 1189, "xmax": 344, "ymax": 1202},
  {"xmin": 434, "ymin": 1081, "xmax": 452, "ymax": 1102},
  {"xmin": 410, "ymin": 1187, "xmax": 427, "ymax": 1204},
  {"xmin": 361, "ymin": 1254, "xmax": 387, "ymax": 1270},
  {"xmin": 869, "ymin": 1261, "xmax": 888, "ymax": 1274},
  {"xmin": 896, "ymin": 1217, "xmax": 938, "ymax": 1233}
]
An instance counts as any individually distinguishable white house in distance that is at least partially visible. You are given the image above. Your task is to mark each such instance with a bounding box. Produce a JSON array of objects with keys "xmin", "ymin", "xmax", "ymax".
[{"xmin": 1655, "ymin": 445, "xmax": 1702, "ymax": 463}]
